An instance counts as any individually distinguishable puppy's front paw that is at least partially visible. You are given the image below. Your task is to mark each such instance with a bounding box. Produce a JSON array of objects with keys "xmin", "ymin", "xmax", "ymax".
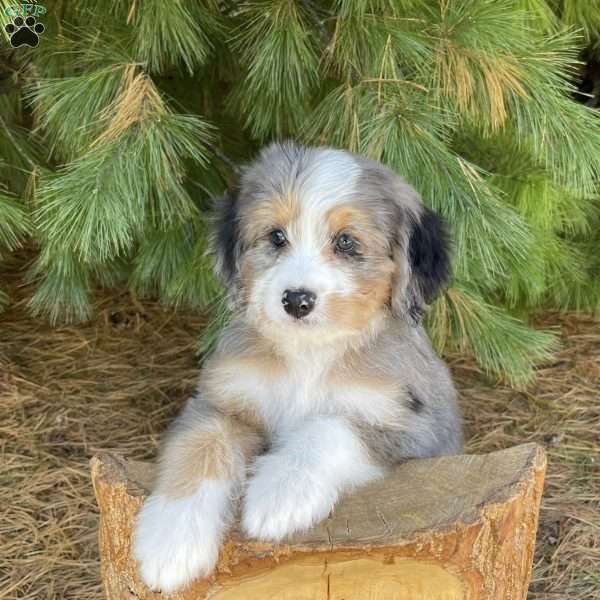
[
  {"xmin": 241, "ymin": 456, "xmax": 338, "ymax": 541},
  {"xmin": 133, "ymin": 481, "xmax": 231, "ymax": 593}
]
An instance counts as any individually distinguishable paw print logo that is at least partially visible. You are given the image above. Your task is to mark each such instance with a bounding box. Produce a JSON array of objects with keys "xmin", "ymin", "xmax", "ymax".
[{"xmin": 5, "ymin": 16, "xmax": 45, "ymax": 48}]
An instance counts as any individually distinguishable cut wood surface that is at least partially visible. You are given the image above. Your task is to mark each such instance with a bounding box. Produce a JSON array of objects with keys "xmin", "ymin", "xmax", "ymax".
[{"xmin": 90, "ymin": 443, "xmax": 546, "ymax": 600}]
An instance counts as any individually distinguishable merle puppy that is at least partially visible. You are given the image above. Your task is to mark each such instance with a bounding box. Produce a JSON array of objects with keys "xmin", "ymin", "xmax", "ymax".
[{"xmin": 134, "ymin": 142, "xmax": 463, "ymax": 593}]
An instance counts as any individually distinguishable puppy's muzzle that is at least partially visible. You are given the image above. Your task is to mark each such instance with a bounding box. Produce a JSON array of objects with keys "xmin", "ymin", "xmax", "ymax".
[{"xmin": 282, "ymin": 289, "xmax": 316, "ymax": 319}]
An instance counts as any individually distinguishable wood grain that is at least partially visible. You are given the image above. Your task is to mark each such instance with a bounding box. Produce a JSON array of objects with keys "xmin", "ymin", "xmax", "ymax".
[{"xmin": 91, "ymin": 443, "xmax": 546, "ymax": 600}]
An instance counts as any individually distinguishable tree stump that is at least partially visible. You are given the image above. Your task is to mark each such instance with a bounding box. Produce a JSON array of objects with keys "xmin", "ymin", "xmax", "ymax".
[{"xmin": 90, "ymin": 443, "xmax": 546, "ymax": 600}]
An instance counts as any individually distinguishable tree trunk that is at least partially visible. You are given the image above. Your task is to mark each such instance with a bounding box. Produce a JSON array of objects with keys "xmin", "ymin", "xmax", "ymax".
[{"xmin": 90, "ymin": 443, "xmax": 546, "ymax": 600}]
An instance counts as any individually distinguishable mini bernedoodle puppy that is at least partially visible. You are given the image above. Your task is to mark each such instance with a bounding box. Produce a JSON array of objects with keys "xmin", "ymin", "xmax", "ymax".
[{"xmin": 134, "ymin": 142, "xmax": 463, "ymax": 592}]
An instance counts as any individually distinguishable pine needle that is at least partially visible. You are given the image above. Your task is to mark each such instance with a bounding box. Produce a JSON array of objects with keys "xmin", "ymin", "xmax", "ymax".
[{"xmin": 92, "ymin": 66, "xmax": 165, "ymax": 147}]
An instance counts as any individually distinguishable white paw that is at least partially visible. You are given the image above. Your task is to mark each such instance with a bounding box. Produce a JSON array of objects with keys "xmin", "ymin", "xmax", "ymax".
[
  {"xmin": 133, "ymin": 480, "xmax": 231, "ymax": 593},
  {"xmin": 241, "ymin": 455, "xmax": 338, "ymax": 541}
]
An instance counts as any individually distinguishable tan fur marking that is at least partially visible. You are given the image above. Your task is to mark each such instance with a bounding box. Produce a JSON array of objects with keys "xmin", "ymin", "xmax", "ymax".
[
  {"xmin": 325, "ymin": 204, "xmax": 389, "ymax": 253},
  {"xmin": 328, "ymin": 371, "xmax": 402, "ymax": 397},
  {"xmin": 241, "ymin": 194, "xmax": 301, "ymax": 245},
  {"xmin": 326, "ymin": 205, "xmax": 369, "ymax": 235},
  {"xmin": 157, "ymin": 418, "xmax": 262, "ymax": 499},
  {"xmin": 273, "ymin": 193, "xmax": 301, "ymax": 229},
  {"xmin": 199, "ymin": 344, "xmax": 284, "ymax": 431},
  {"xmin": 326, "ymin": 263, "xmax": 394, "ymax": 331},
  {"xmin": 209, "ymin": 343, "xmax": 284, "ymax": 380}
]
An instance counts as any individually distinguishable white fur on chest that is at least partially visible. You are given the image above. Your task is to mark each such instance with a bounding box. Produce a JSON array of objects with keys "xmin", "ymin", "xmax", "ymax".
[{"xmin": 211, "ymin": 349, "xmax": 401, "ymax": 433}]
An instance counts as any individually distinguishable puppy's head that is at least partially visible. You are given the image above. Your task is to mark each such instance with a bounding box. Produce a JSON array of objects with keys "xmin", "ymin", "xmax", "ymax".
[{"xmin": 211, "ymin": 142, "xmax": 450, "ymax": 344}]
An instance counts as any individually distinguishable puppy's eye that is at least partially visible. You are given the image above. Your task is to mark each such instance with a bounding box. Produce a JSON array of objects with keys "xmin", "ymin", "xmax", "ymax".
[
  {"xmin": 270, "ymin": 229, "xmax": 287, "ymax": 248},
  {"xmin": 335, "ymin": 233, "xmax": 355, "ymax": 253}
]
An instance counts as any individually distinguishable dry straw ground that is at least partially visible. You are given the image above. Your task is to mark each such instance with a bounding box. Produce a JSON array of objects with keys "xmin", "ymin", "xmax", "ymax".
[{"xmin": 0, "ymin": 258, "xmax": 598, "ymax": 599}]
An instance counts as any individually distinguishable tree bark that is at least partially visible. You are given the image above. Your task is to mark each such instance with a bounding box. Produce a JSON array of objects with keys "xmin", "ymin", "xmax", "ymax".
[{"xmin": 90, "ymin": 443, "xmax": 546, "ymax": 600}]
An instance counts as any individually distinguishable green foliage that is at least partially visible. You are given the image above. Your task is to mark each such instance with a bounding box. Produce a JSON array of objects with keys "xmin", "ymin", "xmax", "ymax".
[
  {"xmin": 228, "ymin": 0, "xmax": 321, "ymax": 139},
  {"xmin": 128, "ymin": 0, "xmax": 222, "ymax": 75},
  {"xmin": 555, "ymin": 0, "xmax": 600, "ymax": 51},
  {"xmin": 130, "ymin": 219, "xmax": 221, "ymax": 309},
  {"xmin": 0, "ymin": 185, "xmax": 30, "ymax": 308},
  {"xmin": 1, "ymin": 0, "xmax": 599, "ymax": 384},
  {"xmin": 428, "ymin": 285, "xmax": 558, "ymax": 385},
  {"xmin": 29, "ymin": 64, "xmax": 130, "ymax": 160},
  {"xmin": 0, "ymin": 190, "xmax": 29, "ymax": 253},
  {"xmin": 27, "ymin": 246, "xmax": 93, "ymax": 323}
]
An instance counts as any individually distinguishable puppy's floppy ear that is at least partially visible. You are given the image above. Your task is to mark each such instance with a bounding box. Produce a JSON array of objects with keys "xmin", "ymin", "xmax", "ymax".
[
  {"xmin": 210, "ymin": 188, "xmax": 243, "ymax": 284},
  {"xmin": 391, "ymin": 205, "xmax": 451, "ymax": 325}
]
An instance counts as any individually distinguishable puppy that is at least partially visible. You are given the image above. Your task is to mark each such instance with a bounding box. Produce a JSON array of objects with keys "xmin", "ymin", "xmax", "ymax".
[{"xmin": 134, "ymin": 142, "xmax": 463, "ymax": 593}]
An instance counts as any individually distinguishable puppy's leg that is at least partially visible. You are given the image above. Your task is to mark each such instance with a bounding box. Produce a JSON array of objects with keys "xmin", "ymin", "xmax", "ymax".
[
  {"xmin": 242, "ymin": 416, "xmax": 382, "ymax": 541},
  {"xmin": 134, "ymin": 402, "xmax": 261, "ymax": 593}
]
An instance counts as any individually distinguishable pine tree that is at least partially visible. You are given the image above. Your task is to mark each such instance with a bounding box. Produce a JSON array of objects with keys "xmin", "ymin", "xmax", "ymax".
[{"xmin": 1, "ymin": 0, "xmax": 599, "ymax": 384}]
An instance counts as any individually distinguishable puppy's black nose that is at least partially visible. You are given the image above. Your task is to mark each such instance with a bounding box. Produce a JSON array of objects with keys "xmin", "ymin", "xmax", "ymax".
[{"xmin": 282, "ymin": 289, "xmax": 316, "ymax": 319}]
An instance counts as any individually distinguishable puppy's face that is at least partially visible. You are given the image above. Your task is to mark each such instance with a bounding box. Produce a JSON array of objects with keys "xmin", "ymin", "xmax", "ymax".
[{"xmin": 213, "ymin": 143, "xmax": 450, "ymax": 345}]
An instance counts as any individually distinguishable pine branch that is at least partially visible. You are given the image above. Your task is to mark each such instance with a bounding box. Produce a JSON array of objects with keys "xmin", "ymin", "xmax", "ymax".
[
  {"xmin": 130, "ymin": 218, "xmax": 220, "ymax": 310},
  {"xmin": 26, "ymin": 247, "xmax": 93, "ymax": 324},
  {"xmin": 325, "ymin": 0, "xmax": 432, "ymax": 81},
  {"xmin": 34, "ymin": 110, "xmax": 213, "ymax": 264},
  {"xmin": 228, "ymin": 0, "xmax": 322, "ymax": 138},
  {"xmin": 129, "ymin": 0, "xmax": 222, "ymax": 74},
  {"xmin": 428, "ymin": 284, "xmax": 558, "ymax": 386},
  {"xmin": 512, "ymin": 0, "xmax": 558, "ymax": 32},
  {"xmin": 0, "ymin": 190, "xmax": 30, "ymax": 254},
  {"xmin": 28, "ymin": 64, "xmax": 131, "ymax": 160},
  {"xmin": 558, "ymin": 0, "xmax": 600, "ymax": 49}
]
